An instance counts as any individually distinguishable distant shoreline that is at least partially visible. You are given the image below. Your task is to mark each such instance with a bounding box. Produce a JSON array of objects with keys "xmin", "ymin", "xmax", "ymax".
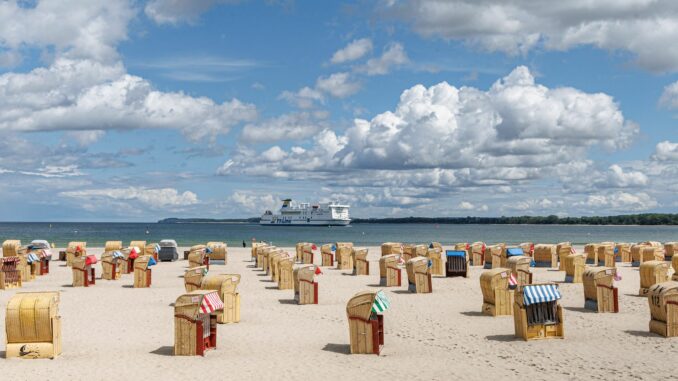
[{"xmin": 157, "ymin": 213, "xmax": 678, "ymax": 226}]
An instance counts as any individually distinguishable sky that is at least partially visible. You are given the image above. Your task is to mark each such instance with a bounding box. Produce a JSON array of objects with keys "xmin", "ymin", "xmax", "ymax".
[{"xmin": 0, "ymin": 0, "xmax": 677, "ymax": 222}]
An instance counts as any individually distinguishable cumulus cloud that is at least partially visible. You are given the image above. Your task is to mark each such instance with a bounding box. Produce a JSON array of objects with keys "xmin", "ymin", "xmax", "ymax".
[
  {"xmin": 331, "ymin": 38, "xmax": 373, "ymax": 64},
  {"xmin": 0, "ymin": 0, "xmax": 133, "ymax": 63},
  {"xmin": 315, "ymin": 72, "xmax": 361, "ymax": 98},
  {"xmin": 227, "ymin": 66, "xmax": 636, "ymax": 180},
  {"xmin": 384, "ymin": 0, "xmax": 678, "ymax": 72},
  {"xmin": 240, "ymin": 112, "xmax": 323, "ymax": 143},
  {"xmin": 603, "ymin": 164, "xmax": 648, "ymax": 188},
  {"xmin": 279, "ymin": 86, "xmax": 324, "ymax": 109},
  {"xmin": 458, "ymin": 201, "xmax": 488, "ymax": 212},
  {"xmin": 145, "ymin": 0, "xmax": 240, "ymax": 25},
  {"xmin": 61, "ymin": 187, "xmax": 199, "ymax": 208},
  {"xmin": 578, "ymin": 192, "xmax": 658, "ymax": 212},
  {"xmin": 653, "ymin": 140, "xmax": 678, "ymax": 161},
  {"xmin": 660, "ymin": 81, "xmax": 678, "ymax": 108},
  {"xmin": 0, "ymin": 58, "xmax": 257, "ymax": 141},
  {"xmin": 228, "ymin": 191, "xmax": 278, "ymax": 213},
  {"xmin": 357, "ymin": 43, "xmax": 408, "ymax": 75}
]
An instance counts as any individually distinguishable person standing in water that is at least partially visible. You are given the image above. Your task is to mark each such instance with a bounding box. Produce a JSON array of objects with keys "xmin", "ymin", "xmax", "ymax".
[{"xmin": 242, "ymin": 240, "xmax": 246, "ymax": 248}]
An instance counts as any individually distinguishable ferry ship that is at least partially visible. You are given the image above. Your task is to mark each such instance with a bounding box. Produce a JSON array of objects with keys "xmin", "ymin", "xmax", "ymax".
[{"xmin": 260, "ymin": 199, "xmax": 350, "ymax": 226}]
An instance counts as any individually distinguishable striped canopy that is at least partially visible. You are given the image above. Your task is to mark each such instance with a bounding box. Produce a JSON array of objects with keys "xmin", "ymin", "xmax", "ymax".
[
  {"xmin": 26, "ymin": 253, "xmax": 40, "ymax": 263},
  {"xmin": 523, "ymin": 284, "xmax": 561, "ymax": 306},
  {"xmin": 445, "ymin": 250, "xmax": 466, "ymax": 257},
  {"xmin": 112, "ymin": 251, "xmax": 125, "ymax": 259},
  {"xmin": 200, "ymin": 291, "xmax": 224, "ymax": 314},
  {"xmin": 371, "ymin": 290, "xmax": 390, "ymax": 313}
]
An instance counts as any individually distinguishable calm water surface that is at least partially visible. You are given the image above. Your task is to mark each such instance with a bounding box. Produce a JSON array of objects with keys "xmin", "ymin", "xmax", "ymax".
[{"xmin": 1, "ymin": 222, "xmax": 676, "ymax": 247}]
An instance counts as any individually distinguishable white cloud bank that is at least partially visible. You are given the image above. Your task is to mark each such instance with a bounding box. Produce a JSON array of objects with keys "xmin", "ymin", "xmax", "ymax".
[
  {"xmin": 331, "ymin": 38, "xmax": 373, "ymax": 64},
  {"xmin": 385, "ymin": 0, "xmax": 678, "ymax": 72},
  {"xmin": 61, "ymin": 187, "xmax": 199, "ymax": 208}
]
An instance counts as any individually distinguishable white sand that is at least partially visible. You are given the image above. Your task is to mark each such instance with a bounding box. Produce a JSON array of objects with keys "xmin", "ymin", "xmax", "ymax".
[{"xmin": 1, "ymin": 246, "xmax": 676, "ymax": 380}]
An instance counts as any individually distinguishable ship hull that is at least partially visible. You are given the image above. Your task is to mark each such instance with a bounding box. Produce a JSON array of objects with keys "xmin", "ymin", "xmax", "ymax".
[{"xmin": 259, "ymin": 218, "xmax": 350, "ymax": 226}]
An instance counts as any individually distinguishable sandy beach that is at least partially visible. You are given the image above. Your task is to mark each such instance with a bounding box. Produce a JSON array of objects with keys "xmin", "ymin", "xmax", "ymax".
[{"xmin": 1, "ymin": 245, "xmax": 676, "ymax": 380}]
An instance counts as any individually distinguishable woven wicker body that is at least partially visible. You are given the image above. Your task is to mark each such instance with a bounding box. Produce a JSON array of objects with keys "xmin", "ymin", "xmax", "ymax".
[
  {"xmin": 0, "ymin": 257, "xmax": 22, "ymax": 289},
  {"xmin": 72, "ymin": 256, "xmax": 96, "ymax": 287},
  {"xmin": 631, "ymin": 242, "xmax": 663, "ymax": 266},
  {"xmin": 513, "ymin": 284, "xmax": 564, "ymax": 341},
  {"xmin": 583, "ymin": 267, "xmax": 618, "ymax": 313},
  {"xmin": 647, "ymin": 281, "xmax": 678, "ymax": 337},
  {"xmin": 66, "ymin": 241, "xmax": 86, "ymax": 267},
  {"xmin": 336, "ymin": 246, "xmax": 354, "ymax": 270},
  {"xmin": 352, "ymin": 248, "xmax": 369, "ymax": 275},
  {"xmin": 18, "ymin": 253, "xmax": 35, "ymax": 283},
  {"xmin": 453, "ymin": 243, "xmax": 470, "ymax": 259},
  {"xmin": 293, "ymin": 265, "xmax": 318, "ymax": 304},
  {"xmin": 533, "ymin": 244, "xmax": 557, "ymax": 268},
  {"xmin": 406, "ymin": 257, "xmax": 431, "ymax": 293},
  {"xmin": 269, "ymin": 251, "xmax": 283, "ymax": 279},
  {"xmin": 207, "ymin": 242, "xmax": 227, "ymax": 262},
  {"xmin": 321, "ymin": 244, "xmax": 334, "ymax": 266},
  {"xmin": 3, "ymin": 239, "xmax": 21, "ymax": 257},
  {"xmin": 484, "ymin": 244, "xmax": 503, "ymax": 269},
  {"xmin": 469, "ymin": 242, "xmax": 485, "ymax": 266},
  {"xmin": 664, "ymin": 242, "xmax": 677, "ymax": 261},
  {"xmin": 184, "ymin": 266, "xmax": 208, "ymax": 292},
  {"xmin": 426, "ymin": 248, "xmax": 444, "ymax": 276},
  {"xmin": 130, "ymin": 240, "xmax": 147, "ymax": 254},
  {"xmin": 616, "ymin": 243, "xmax": 632, "ymax": 263},
  {"xmin": 188, "ymin": 247, "xmax": 208, "ymax": 270},
  {"xmin": 556, "ymin": 242, "xmax": 571, "ymax": 271},
  {"xmin": 104, "ymin": 241, "xmax": 122, "ymax": 252},
  {"xmin": 174, "ymin": 291, "xmax": 222, "ymax": 356},
  {"xmin": 301, "ymin": 243, "xmax": 314, "ymax": 265},
  {"xmin": 507, "ymin": 256, "xmax": 532, "ymax": 286},
  {"xmin": 99, "ymin": 252, "xmax": 119, "ymax": 280},
  {"xmin": 597, "ymin": 243, "xmax": 615, "ymax": 267},
  {"xmin": 295, "ymin": 242, "xmax": 309, "ymax": 262},
  {"xmin": 673, "ymin": 256, "xmax": 678, "ymax": 281},
  {"xmin": 379, "ymin": 255, "xmax": 401, "ymax": 287},
  {"xmin": 563, "ymin": 253, "xmax": 586, "ymax": 283},
  {"xmin": 639, "ymin": 261, "xmax": 669, "ymax": 296},
  {"xmin": 402, "ymin": 244, "xmax": 426, "ymax": 263},
  {"xmin": 6, "ymin": 292, "xmax": 62, "ymax": 359},
  {"xmin": 251, "ymin": 242, "xmax": 266, "ymax": 264},
  {"xmin": 201, "ymin": 274, "xmax": 241, "ymax": 324},
  {"xmin": 144, "ymin": 243, "xmax": 159, "ymax": 261},
  {"xmin": 346, "ymin": 291, "xmax": 384, "ymax": 355},
  {"xmin": 381, "ymin": 242, "xmax": 402, "ymax": 256},
  {"xmin": 519, "ymin": 242, "xmax": 534, "ymax": 257},
  {"xmin": 584, "ymin": 243, "xmax": 601, "ymax": 265},
  {"xmin": 480, "ymin": 268, "xmax": 514, "ymax": 316},
  {"xmin": 278, "ymin": 258, "xmax": 294, "ymax": 290},
  {"xmin": 133, "ymin": 255, "xmax": 152, "ymax": 288}
]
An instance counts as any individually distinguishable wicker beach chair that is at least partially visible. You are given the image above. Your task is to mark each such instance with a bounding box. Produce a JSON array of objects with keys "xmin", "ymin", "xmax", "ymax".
[
  {"xmin": 72, "ymin": 255, "xmax": 97, "ymax": 287},
  {"xmin": 664, "ymin": 242, "xmax": 677, "ymax": 261},
  {"xmin": 563, "ymin": 253, "xmax": 586, "ymax": 283},
  {"xmin": 206, "ymin": 242, "xmax": 227, "ymax": 263},
  {"xmin": 519, "ymin": 242, "xmax": 534, "ymax": 257},
  {"xmin": 584, "ymin": 243, "xmax": 601, "ymax": 265},
  {"xmin": 0, "ymin": 257, "xmax": 22, "ymax": 289},
  {"xmin": 2, "ymin": 239, "xmax": 21, "ymax": 257},
  {"xmin": 647, "ymin": 281, "xmax": 678, "ymax": 337},
  {"xmin": 480, "ymin": 268, "xmax": 514, "ymax": 316},
  {"xmin": 301, "ymin": 243, "xmax": 314, "ymax": 265},
  {"xmin": 639, "ymin": 261, "xmax": 670, "ymax": 296},
  {"xmin": 514, "ymin": 284, "xmax": 564, "ymax": 341},
  {"xmin": 445, "ymin": 250, "xmax": 468, "ymax": 278},
  {"xmin": 278, "ymin": 257, "xmax": 294, "ymax": 290},
  {"xmin": 188, "ymin": 245, "xmax": 209, "ymax": 270},
  {"xmin": 406, "ymin": 256, "xmax": 432, "ymax": 293},
  {"xmin": 201, "ymin": 274, "xmax": 241, "ymax": 324},
  {"xmin": 533, "ymin": 244, "xmax": 557, "ymax": 268},
  {"xmin": 556, "ymin": 242, "xmax": 571, "ymax": 271},
  {"xmin": 402, "ymin": 244, "xmax": 426, "ymax": 263},
  {"xmin": 346, "ymin": 291, "xmax": 389, "ymax": 355},
  {"xmin": 352, "ymin": 248, "xmax": 370, "ymax": 275},
  {"xmin": 336, "ymin": 244, "xmax": 354, "ymax": 270},
  {"xmin": 470, "ymin": 242, "xmax": 486, "ymax": 266},
  {"xmin": 184, "ymin": 266, "xmax": 208, "ymax": 292},
  {"xmin": 295, "ymin": 242, "xmax": 309, "ymax": 263},
  {"xmin": 616, "ymin": 243, "xmax": 632, "ymax": 263},
  {"xmin": 173, "ymin": 290, "xmax": 223, "ymax": 356},
  {"xmin": 5, "ymin": 292, "xmax": 62, "ymax": 359},
  {"xmin": 321, "ymin": 244, "xmax": 334, "ymax": 266},
  {"xmin": 507, "ymin": 256, "xmax": 532, "ymax": 286},
  {"xmin": 66, "ymin": 241, "xmax": 86, "ymax": 267},
  {"xmin": 293, "ymin": 265, "xmax": 319, "ymax": 304},
  {"xmin": 583, "ymin": 267, "xmax": 618, "ymax": 313},
  {"xmin": 379, "ymin": 254, "xmax": 401, "ymax": 287},
  {"xmin": 485, "ymin": 244, "xmax": 503, "ymax": 269},
  {"xmin": 133, "ymin": 255, "xmax": 154, "ymax": 288},
  {"xmin": 104, "ymin": 241, "xmax": 122, "ymax": 252},
  {"xmin": 101, "ymin": 251, "xmax": 122, "ymax": 280},
  {"xmin": 673, "ymin": 256, "xmax": 678, "ymax": 281},
  {"xmin": 381, "ymin": 242, "xmax": 402, "ymax": 256},
  {"xmin": 426, "ymin": 247, "xmax": 444, "ymax": 276},
  {"xmin": 252, "ymin": 242, "xmax": 266, "ymax": 264}
]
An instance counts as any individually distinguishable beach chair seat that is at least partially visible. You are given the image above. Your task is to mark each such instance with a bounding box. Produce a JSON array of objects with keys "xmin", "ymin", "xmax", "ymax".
[
  {"xmin": 346, "ymin": 291, "xmax": 389, "ymax": 355},
  {"xmin": 533, "ymin": 244, "xmax": 557, "ymax": 268},
  {"xmin": 647, "ymin": 281, "xmax": 678, "ymax": 337},
  {"xmin": 406, "ymin": 257, "xmax": 432, "ymax": 293},
  {"xmin": 480, "ymin": 268, "xmax": 514, "ymax": 316},
  {"xmin": 5, "ymin": 292, "xmax": 62, "ymax": 359},
  {"xmin": 174, "ymin": 291, "xmax": 223, "ymax": 356},
  {"xmin": 72, "ymin": 255, "xmax": 97, "ymax": 287},
  {"xmin": 583, "ymin": 267, "xmax": 618, "ymax": 313},
  {"xmin": 445, "ymin": 250, "xmax": 468, "ymax": 278},
  {"xmin": 133, "ymin": 255, "xmax": 154, "ymax": 288},
  {"xmin": 514, "ymin": 284, "xmax": 564, "ymax": 341},
  {"xmin": 379, "ymin": 254, "xmax": 401, "ymax": 287},
  {"xmin": 321, "ymin": 244, "xmax": 334, "ymax": 266},
  {"xmin": 294, "ymin": 265, "xmax": 319, "ymax": 304},
  {"xmin": 639, "ymin": 261, "xmax": 670, "ymax": 296},
  {"xmin": 352, "ymin": 248, "xmax": 370, "ymax": 275}
]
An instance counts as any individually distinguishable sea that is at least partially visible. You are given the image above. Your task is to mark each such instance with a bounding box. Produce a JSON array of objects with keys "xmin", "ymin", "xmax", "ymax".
[{"xmin": 1, "ymin": 222, "xmax": 677, "ymax": 247}]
